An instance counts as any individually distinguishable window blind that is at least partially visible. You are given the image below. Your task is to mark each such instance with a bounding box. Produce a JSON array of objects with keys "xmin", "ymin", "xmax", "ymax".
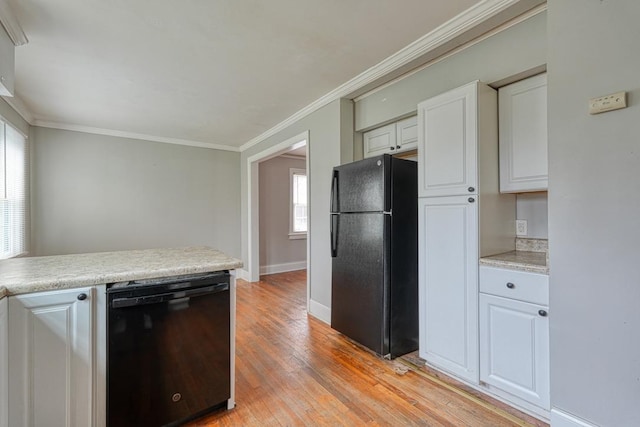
[{"xmin": 0, "ymin": 121, "xmax": 28, "ymax": 259}]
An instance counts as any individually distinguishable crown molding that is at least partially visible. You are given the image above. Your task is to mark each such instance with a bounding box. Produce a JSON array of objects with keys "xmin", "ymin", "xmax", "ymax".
[
  {"xmin": 239, "ymin": 0, "xmax": 537, "ymax": 153},
  {"xmin": 4, "ymin": 94, "xmax": 241, "ymax": 152},
  {"xmin": 0, "ymin": 0, "xmax": 28, "ymax": 46},
  {"xmin": 353, "ymin": 3, "xmax": 547, "ymax": 102},
  {"xmin": 33, "ymin": 120, "xmax": 241, "ymax": 152}
]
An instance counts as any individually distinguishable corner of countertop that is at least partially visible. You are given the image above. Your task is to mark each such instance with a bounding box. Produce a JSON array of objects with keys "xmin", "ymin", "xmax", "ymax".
[{"xmin": 0, "ymin": 286, "xmax": 7, "ymax": 300}]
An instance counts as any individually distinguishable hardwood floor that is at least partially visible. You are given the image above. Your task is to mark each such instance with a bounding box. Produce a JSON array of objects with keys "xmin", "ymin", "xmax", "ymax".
[{"xmin": 190, "ymin": 270, "xmax": 546, "ymax": 427}]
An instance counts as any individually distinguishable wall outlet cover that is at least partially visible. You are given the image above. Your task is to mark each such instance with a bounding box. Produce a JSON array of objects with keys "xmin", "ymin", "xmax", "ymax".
[{"xmin": 516, "ymin": 220, "xmax": 528, "ymax": 236}]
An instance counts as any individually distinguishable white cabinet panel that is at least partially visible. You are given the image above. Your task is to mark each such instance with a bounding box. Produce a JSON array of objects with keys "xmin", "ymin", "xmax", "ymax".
[
  {"xmin": 418, "ymin": 82, "xmax": 479, "ymax": 197},
  {"xmin": 363, "ymin": 123, "xmax": 396, "ymax": 158},
  {"xmin": 396, "ymin": 115, "xmax": 418, "ymax": 151},
  {"xmin": 499, "ymin": 73, "xmax": 548, "ymax": 192},
  {"xmin": 8, "ymin": 287, "xmax": 93, "ymax": 427},
  {"xmin": 479, "ymin": 293, "xmax": 550, "ymax": 410},
  {"xmin": 418, "ymin": 196, "xmax": 479, "ymax": 383},
  {"xmin": 0, "ymin": 298, "xmax": 7, "ymax": 427}
]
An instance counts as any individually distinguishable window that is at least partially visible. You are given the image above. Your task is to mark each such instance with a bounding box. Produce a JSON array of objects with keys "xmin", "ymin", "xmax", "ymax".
[
  {"xmin": 0, "ymin": 120, "xmax": 28, "ymax": 259},
  {"xmin": 289, "ymin": 168, "xmax": 307, "ymax": 239}
]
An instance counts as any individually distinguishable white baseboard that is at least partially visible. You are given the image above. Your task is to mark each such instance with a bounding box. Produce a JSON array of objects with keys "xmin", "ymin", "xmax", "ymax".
[
  {"xmin": 236, "ymin": 269, "xmax": 250, "ymax": 281},
  {"xmin": 551, "ymin": 409, "xmax": 598, "ymax": 427},
  {"xmin": 259, "ymin": 261, "xmax": 306, "ymax": 275},
  {"xmin": 308, "ymin": 299, "xmax": 331, "ymax": 324}
]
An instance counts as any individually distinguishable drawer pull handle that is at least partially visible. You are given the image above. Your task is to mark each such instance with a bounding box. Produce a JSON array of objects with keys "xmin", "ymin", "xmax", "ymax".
[
  {"xmin": 468, "ymin": 197, "xmax": 475, "ymax": 203},
  {"xmin": 538, "ymin": 310, "xmax": 548, "ymax": 317},
  {"xmin": 468, "ymin": 187, "xmax": 475, "ymax": 192},
  {"xmin": 506, "ymin": 282, "xmax": 515, "ymax": 289},
  {"xmin": 77, "ymin": 293, "xmax": 87, "ymax": 301}
]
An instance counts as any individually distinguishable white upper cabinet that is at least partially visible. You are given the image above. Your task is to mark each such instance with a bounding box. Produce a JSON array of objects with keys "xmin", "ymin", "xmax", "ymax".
[
  {"xmin": 498, "ymin": 73, "xmax": 548, "ymax": 192},
  {"xmin": 395, "ymin": 115, "xmax": 418, "ymax": 152},
  {"xmin": 8, "ymin": 287, "xmax": 94, "ymax": 427},
  {"xmin": 363, "ymin": 116, "xmax": 417, "ymax": 158},
  {"xmin": 418, "ymin": 81, "xmax": 497, "ymax": 197},
  {"xmin": 363, "ymin": 123, "xmax": 396, "ymax": 158}
]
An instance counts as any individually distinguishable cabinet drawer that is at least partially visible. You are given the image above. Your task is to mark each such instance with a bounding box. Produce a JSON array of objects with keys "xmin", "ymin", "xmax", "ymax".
[{"xmin": 479, "ymin": 266, "xmax": 548, "ymax": 305}]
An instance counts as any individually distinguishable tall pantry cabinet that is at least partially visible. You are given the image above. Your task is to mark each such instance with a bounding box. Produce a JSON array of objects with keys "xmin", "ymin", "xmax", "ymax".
[{"xmin": 417, "ymin": 81, "xmax": 514, "ymax": 384}]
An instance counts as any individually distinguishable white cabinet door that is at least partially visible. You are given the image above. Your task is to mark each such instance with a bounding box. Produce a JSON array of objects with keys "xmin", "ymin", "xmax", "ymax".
[
  {"xmin": 418, "ymin": 82, "xmax": 478, "ymax": 197},
  {"xmin": 479, "ymin": 293, "xmax": 550, "ymax": 410},
  {"xmin": 499, "ymin": 73, "xmax": 548, "ymax": 192},
  {"xmin": 0, "ymin": 298, "xmax": 7, "ymax": 427},
  {"xmin": 396, "ymin": 115, "xmax": 418, "ymax": 151},
  {"xmin": 8, "ymin": 287, "xmax": 94, "ymax": 427},
  {"xmin": 418, "ymin": 196, "xmax": 479, "ymax": 384},
  {"xmin": 363, "ymin": 123, "xmax": 396, "ymax": 158}
]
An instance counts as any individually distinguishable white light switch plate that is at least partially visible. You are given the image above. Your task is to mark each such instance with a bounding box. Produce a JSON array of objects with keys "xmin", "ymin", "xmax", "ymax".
[
  {"xmin": 516, "ymin": 220, "xmax": 528, "ymax": 236},
  {"xmin": 589, "ymin": 91, "xmax": 627, "ymax": 114}
]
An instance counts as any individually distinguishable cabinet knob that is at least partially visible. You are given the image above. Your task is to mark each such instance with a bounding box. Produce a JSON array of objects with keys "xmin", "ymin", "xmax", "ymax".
[
  {"xmin": 468, "ymin": 187, "xmax": 475, "ymax": 192},
  {"xmin": 506, "ymin": 282, "xmax": 515, "ymax": 289},
  {"xmin": 468, "ymin": 197, "xmax": 475, "ymax": 203},
  {"xmin": 77, "ymin": 293, "xmax": 87, "ymax": 301},
  {"xmin": 396, "ymin": 145, "xmax": 401, "ymax": 149},
  {"xmin": 389, "ymin": 146, "xmax": 395, "ymax": 150},
  {"xmin": 538, "ymin": 309, "xmax": 548, "ymax": 317}
]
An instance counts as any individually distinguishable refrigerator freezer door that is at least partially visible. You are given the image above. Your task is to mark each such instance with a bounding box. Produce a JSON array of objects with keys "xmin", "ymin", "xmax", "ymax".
[
  {"xmin": 331, "ymin": 212, "xmax": 390, "ymax": 356},
  {"xmin": 331, "ymin": 155, "xmax": 391, "ymax": 213}
]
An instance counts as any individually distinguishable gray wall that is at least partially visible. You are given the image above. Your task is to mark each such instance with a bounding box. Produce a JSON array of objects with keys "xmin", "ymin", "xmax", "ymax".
[
  {"xmin": 259, "ymin": 155, "xmax": 306, "ymax": 269},
  {"xmin": 355, "ymin": 11, "xmax": 547, "ymax": 131},
  {"xmin": 31, "ymin": 127, "xmax": 241, "ymax": 257},
  {"xmin": 548, "ymin": 1, "xmax": 640, "ymax": 425},
  {"xmin": 242, "ymin": 99, "xmax": 346, "ymax": 318},
  {"xmin": 516, "ymin": 193, "xmax": 548, "ymax": 239}
]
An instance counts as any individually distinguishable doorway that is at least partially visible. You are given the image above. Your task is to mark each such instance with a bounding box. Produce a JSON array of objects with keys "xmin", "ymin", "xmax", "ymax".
[{"xmin": 246, "ymin": 131, "xmax": 310, "ymax": 305}]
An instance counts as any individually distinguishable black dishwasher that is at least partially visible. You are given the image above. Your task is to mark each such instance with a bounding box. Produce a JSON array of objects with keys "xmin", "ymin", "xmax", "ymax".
[{"xmin": 107, "ymin": 271, "xmax": 230, "ymax": 427}]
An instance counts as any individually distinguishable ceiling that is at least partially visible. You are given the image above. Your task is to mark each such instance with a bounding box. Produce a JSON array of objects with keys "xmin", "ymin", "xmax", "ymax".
[{"xmin": 7, "ymin": 0, "xmax": 482, "ymax": 149}]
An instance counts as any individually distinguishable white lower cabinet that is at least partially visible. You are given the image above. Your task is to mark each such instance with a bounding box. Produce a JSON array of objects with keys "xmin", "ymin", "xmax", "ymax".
[
  {"xmin": 418, "ymin": 196, "xmax": 479, "ymax": 384},
  {"xmin": 479, "ymin": 268, "xmax": 550, "ymax": 414},
  {"xmin": 8, "ymin": 287, "xmax": 94, "ymax": 426},
  {"xmin": 479, "ymin": 294, "xmax": 550, "ymax": 410}
]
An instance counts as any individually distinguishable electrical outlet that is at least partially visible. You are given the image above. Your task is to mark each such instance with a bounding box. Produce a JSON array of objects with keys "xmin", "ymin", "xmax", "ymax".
[
  {"xmin": 516, "ymin": 220, "xmax": 528, "ymax": 236},
  {"xmin": 589, "ymin": 91, "xmax": 627, "ymax": 114}
]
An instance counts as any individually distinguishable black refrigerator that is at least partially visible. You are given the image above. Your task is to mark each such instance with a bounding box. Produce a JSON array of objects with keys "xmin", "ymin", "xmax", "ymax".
[{"xmin": 330, "ymin": 154, "xmax": 418, "ymax": 359}]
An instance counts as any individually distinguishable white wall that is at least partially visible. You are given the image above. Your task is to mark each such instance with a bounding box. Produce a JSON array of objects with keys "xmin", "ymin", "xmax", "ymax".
[
  {"xmin": 31, "ymin": 127, "xmax": 241, "ymax": 257},
  {"xmin": 548, "ymin": 1, "xmax": 640, "ymax": 425},
  {"xmin": 259, "ymin": 155, "xmax": 306, "ymax": 272}
]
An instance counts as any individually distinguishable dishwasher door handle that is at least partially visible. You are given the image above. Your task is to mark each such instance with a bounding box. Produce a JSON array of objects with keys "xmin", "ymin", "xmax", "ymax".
[{"xmin": 111, "ymin": 282, "xmax": 229, "ymax": 309}]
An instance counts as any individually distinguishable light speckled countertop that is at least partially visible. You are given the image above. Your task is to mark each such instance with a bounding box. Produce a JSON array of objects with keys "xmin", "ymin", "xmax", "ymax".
[
  {"xmin": 479, "ymin": 238, "xmax": 549, "ymax": 274},
  {"xmin": 0, "ymin": 246, "xmax": 243, "ymax": 297}
]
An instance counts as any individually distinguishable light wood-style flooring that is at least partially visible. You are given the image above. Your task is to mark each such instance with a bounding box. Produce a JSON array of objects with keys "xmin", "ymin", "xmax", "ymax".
[{"xmin": 190, "ymin": 270, "xmax": 546, "ymax": 427}]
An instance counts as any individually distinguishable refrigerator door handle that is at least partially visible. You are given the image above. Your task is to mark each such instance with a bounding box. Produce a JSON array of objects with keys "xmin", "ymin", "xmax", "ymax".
[
  {"xmin": 330, "ymin": 214, "xmax": 339, "ymax": 257},
  {"xmin": 331, "ymin": 169, "xmax": 339, "ymax": 213}
]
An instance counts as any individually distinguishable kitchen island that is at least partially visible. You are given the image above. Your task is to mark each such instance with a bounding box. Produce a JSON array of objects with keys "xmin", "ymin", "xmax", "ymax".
[
  {"xmin": 0, "ymin": 246, "xmax": 242, "ymax": 427},
  {"xmin": 0, "ymin": 246, "xmax": 242, "ymax": 295}
]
